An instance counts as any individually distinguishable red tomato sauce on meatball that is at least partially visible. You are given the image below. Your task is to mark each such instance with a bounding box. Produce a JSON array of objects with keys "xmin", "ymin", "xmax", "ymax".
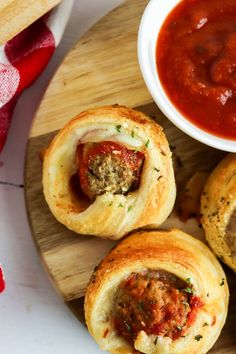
[
  {"xmin": 113, "ymin": 271, "xmax": 204, "ymax": 344},
  {"xmin": 77, "ymin": 141, "xmax": 144, "ymax": 200},
  {"xmin": 156, "ymin": 0, "xmax": 236, "ymax": 140}
]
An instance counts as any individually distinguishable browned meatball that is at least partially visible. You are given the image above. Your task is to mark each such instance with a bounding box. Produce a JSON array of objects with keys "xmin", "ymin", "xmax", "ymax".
[
  {"xmin": 77, "ymin": 141, "xmax": 144, "ymax": 200},
  {"xmin": 113, "ymin": 271, "xmax": 202, "ymax": 344},
  {"xmin": 87, "ymin": 154, "xmax": 141, "ymax": 196}
]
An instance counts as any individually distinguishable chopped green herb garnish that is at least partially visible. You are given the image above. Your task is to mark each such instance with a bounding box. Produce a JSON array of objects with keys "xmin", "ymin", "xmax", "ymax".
[
  {"xmin": 154, "ymin": 167, "xmax": 160, "ymax": 173},
  {"xmin": 125, "ymin": 323, "xmax": 131, "ymax": 331},
  {"xmin": 128, "ymin": 205, "xmax": 133, "ymax": 212},
  {"xmin": 220, "ymin": 278, "xmax": 225, "ymax": 286},
  {"xmin": 108, "ymin": 202, "xmax": 113, "ymax": 206},
  {"xmin": 195, "ymin": 334, "xmax": 203, "ymax": 341},
  {"xmin": 203, "ymin": 322, "xmax": 209, "ymax": 327},
  {"xmin": 186, "ymin": 278, "xmax": 192, "ymax": 284},
  {"xmin": 118, "ymin": 203, "xmax": 124, "ymax": 208},
  {"xmin": 145, "ymin": 139, "xmax": 150, "ymax": 148},
  {"xmin": 137, "ymin": 301, "xmax": 144, "ymax": 310},
  {"xmin": 116, "ymin": 125, "xmax": 122, "ymax": 133},
  {"xmin": 207, "ymin": 293, "xmax": 209, "ymax": 297},
  {"xmin": 182, "ymin": 287, "xmax": 194, "ymax": 294},
  {"xmin": 131, "ymin": 130, "xmax": 135, "ymax": 138}
]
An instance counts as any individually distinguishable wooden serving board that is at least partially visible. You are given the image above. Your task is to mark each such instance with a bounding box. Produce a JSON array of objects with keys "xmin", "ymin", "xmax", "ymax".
[
  {"xmin": 25, "ymin": 0, "xmax": 236, "ymax": 352},
  {"xmin": 0, "ymin": 0, "xmax": 62, "ymax": 45}
]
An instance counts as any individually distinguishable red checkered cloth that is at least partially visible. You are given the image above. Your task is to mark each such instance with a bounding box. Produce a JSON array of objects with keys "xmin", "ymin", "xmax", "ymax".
[
  {"xmin": 0, "ymin": 0, "xmax": 73, "ymax": 152},
  {"xmin": 0, "ymin": 1, "xmax": 73, "ymax": 293}
]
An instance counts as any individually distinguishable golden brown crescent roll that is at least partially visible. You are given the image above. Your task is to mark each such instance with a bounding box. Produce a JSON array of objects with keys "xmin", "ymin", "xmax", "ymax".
[
  {"xmin": 85, "ymin": 229, "xmax": 228, "ymax": 354},
  {"xmin": 42, "ymin": 105, "xmax": 176, "ymax": 239},
  {"xmin": 201, "ymin": 153, "xmax": 236, "ymax": 272}
]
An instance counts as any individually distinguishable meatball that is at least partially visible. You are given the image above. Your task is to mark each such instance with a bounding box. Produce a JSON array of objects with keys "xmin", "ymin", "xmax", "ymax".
[
  {"xmin": 77, "ymin": 142, "xmax": 144, "ymax": 200},
  {"xmin": 88, "ymin": 153, "xmax": 141, "ymax": 195},
  {"xmin": 113, "ymin": 271, "xmax": 200, "ymax": 344}
]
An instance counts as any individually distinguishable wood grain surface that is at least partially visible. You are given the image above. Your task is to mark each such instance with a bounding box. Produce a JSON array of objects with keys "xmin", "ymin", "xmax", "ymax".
[
  {"xmin": 25, "ymin": 0, "xmax": 236, "ymax": 352},
  {"xmin": 0, "ymin": 0, "xmax": 61, "ymax": 44}
]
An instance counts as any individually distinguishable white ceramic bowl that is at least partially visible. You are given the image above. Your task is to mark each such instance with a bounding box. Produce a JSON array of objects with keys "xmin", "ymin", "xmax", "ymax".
[{"xmin": 138, "ymin": 0, "xmax": 236, "ymax": 152}]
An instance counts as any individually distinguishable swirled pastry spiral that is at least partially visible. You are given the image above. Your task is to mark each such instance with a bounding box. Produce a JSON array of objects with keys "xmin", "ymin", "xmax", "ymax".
[
  {"xmin": 42, "ymin": 105, "xmax": 176, "ymax": 239},
  {"xmin": 201, "ymin": 153, "xmax": 236, "ymax": 272},
  {"xmin": 85, "ymin": 229, "xmax": 228, "ymax": 354}
]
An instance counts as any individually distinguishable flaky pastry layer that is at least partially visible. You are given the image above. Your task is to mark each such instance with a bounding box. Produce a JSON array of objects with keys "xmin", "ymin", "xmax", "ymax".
[
  {"xmin": 201, "ymin": 153, "xmax": 236, "ymax": 272},
  {"xmin": 43, "ymin": 105, "xmax": 176, "ymax": 239},
  {"xmin": 85, "ymin": 229, "xmax": 228, "ymax": 354}
]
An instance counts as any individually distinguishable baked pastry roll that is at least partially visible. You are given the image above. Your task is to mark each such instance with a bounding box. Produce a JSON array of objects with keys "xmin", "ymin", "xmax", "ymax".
[
  {"xmin": 85, "ymin": 229, "xmax": 228, "ymax": 354},
  {"xmin": 42, "ymin": 105, "xmax": 175, "ymax": 239},
  {"xmin": 201, "ymin": 153, "xmax": 236, "ymax": 272}
]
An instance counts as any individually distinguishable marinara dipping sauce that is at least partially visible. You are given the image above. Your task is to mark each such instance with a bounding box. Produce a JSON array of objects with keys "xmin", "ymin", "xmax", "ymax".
[{"xmin": 156, "ymin": 0, "xmax": 236, "ymax": 140}]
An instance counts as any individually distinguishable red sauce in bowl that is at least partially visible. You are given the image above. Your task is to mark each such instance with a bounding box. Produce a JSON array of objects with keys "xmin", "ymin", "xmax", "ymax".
[{"xmin": 156, "ymin": 0, "xmax": 236, "ymax": 140}]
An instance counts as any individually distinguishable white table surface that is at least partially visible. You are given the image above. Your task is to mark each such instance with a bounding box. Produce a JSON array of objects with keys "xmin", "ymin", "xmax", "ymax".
[{"xmin": 0, "ymin": 1, "xmax": 123, "ymax": 353}]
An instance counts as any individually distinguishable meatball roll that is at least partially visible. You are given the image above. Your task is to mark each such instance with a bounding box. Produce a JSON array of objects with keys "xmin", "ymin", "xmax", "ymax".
[
  {"xmin": 201, "ymin": 153, "xmax": 236, "ymax": 272},
  {"xmin": 85, "ymin": 229, "xmax": 228, "ymax": 354},
  {"xmin": 42, "ymin": 105, "xmax": 175, "ymax": 239}
]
